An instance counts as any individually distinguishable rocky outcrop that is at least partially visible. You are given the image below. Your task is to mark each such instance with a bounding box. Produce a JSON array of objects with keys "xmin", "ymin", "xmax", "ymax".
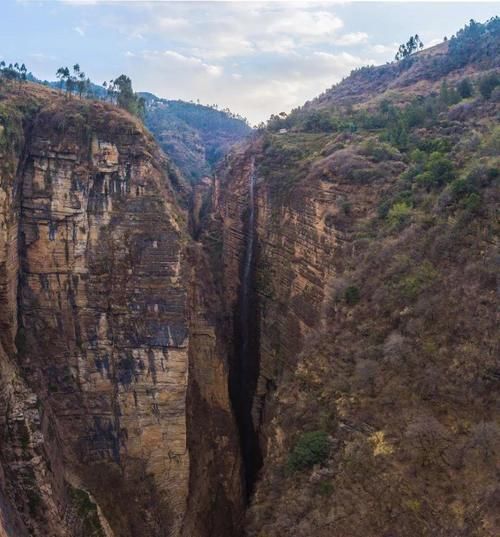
[
  {"xmin": 213, "ymin": 134, "xmax": 400, "ymax": 468},
  {"xmin": 0, "ymin": 84, "xmax": 240, "ymax": 537},
  {"xmin": 211, "ymin": 28, "xmax": 500, "ymax": 535},
  {"xmin": 2, "ymin": 18, "xmax": 498, "ymax": 537}
]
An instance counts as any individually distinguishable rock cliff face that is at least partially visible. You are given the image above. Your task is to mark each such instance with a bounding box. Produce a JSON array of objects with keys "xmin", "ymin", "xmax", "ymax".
[
  {"xmin": 0, "ymin": 84, "xmax": 241, "ymax": 537},
  {"xmin": 210, "ymin": 20, "xmax": 499, "ymax": 537},
  {"xmin": 1, "ymin": 18, "xmax": 499, "ymax": 537}
]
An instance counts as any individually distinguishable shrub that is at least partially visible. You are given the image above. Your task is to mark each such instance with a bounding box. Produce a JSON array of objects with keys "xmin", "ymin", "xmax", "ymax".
[
  {"xmin": 449, "ymin": 177, "xmax": 477, "ymax": 200},
  {"xmin": 457, "ymin": 78, "xmax": 473, "ymax": 98},
  {"xmin": 344, "ymin": 285, "xmax": 361, "ymax": 305},
  {"xmin": 396, "ymin": 261, "xmax": 438, "ymax": 300},
  {"xmin": 416, "ymin": 151, "xmax": 455, "ymax": 189},
  {"xmin": 340, "ymin": 199, "xmax": 352, "ymax": 215},
  {"xmin": 316, "ymin": 480, "xmax": 334, "ymax": 497},
  {"xmin": 439, "ymin": 80, "xmax": 460, "ymax": 106},
  {"xmin": 287, "ymin": 430, "xmax": 330, "ymax": 472},
  {"xmin": 360, "ymin": 138, "xmax": 400, "ymax": 162},
  {"xmin": 387, "ymin": 201, "xmax": 412, "ymax": 230},
  {"xmin": 302, "ymin": 110, "xmax": 338, "ymax": 132},
  {"xmin": 468, "ymin": 421, "xmax": 499, "ymax": 464},
  {"xmin": 405, "ymin": 415, "xmax": 449, "ymax": 467},
  {"xmin": 70, "ymin": 487, "xmax": 105, "ymax": 537},
  {"xmin": 491, "ymin": 86, "xmax": 500, "ymax": 102},
  {"xmin": 463, "ymin": 192, "xmax": 482, "ymax": 213},
  {"xmin": 481, "ymin": 126, "xmax": 500, "ymax": 156},
  {"xmin": 479, "ymin": 72, "xmax": 500, "ymax": 99}
]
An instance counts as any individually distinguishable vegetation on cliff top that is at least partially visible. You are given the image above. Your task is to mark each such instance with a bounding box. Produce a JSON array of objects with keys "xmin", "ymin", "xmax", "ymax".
[
  {"xmin": 143, "ymin": 94, "xmax": 252, "ymax": 182},
  {"xmin": 1, "ymin": 60, "xmax": 251, "ymax": 182},
  {"xmin": 242, "ymin": 17, "xmax": 499, "ymax": 537}
]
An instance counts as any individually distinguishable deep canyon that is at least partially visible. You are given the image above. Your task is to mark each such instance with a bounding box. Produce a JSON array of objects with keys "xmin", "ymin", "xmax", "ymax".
[{"xmin": 0, "ymin": 18, "xmax": 499, "ymax": 537}]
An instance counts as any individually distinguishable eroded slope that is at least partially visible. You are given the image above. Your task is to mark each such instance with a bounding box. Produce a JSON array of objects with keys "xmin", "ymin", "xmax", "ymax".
[{"xmin": 210, "ymin": 19, "xmax": 499, "ymax": 537}]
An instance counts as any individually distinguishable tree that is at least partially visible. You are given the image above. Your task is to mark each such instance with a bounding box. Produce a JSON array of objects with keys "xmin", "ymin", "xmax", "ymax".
[
  {"xmin": 103, "ymin": 79, "xmax": 117, "ymax": 102},
  {"xmin": 478, "ymin": 72, "xmax": 500, "ymax": 99},
  {"xmin": 73, "ymin": 64, "xmax": 88, "ymax": 98},
  {"xmin": 439, "ymin": 80, "xmax": 460, "ymax": 106},
  {"xmin": 456, "ymin": 78, "xmax": 473, "ymax": 98},
  {"xmin": 405, "ymin": 415, "xmax": 450, "ymax": 467},
  {"xmin": 56, "ymin": 64, "xmax": 88, "ymax": 97},
  {"xmin": 287, "ymin": 430, "xmax": 330, "ymax": 472},
  {"xmin": 56, "ymin": 66, "xmax": 70, "ymax": 95},
  {"xmin": 17, "ymin": 63, "xmax": 27, "ymax": 87},
  {"xmin": 1, "ymin": 62, "xmax": 26, "ymax": 83},
  {"xmin": 395, "ymin": 34, "xmax": 424, "ymax": 61},
  {"xmin": 468, "ymin": 422, "xmax": 499, "ymax": 465},
  {"xmin": 84, "ymin": 77, "xmax": 93, "ymax": 98},
  {"xmin": 0, "ymin": 62, "xmax": 28, "ymax": 90},
  {"xmin": 416, "ymin": 151, "xmax": 455, "ymax": 189},
  {"xmin": 109, "ymin": 74, "xmax": 145, "ymax": 118}
]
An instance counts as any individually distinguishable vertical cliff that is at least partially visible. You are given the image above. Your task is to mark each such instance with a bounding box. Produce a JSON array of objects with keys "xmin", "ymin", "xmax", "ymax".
[
  {"xmin": 1, "ymin": 18, "xmax": 498, "ymax": 537},
  {"xmin": 0, "ymin": 82, "xmax": 242, "ymax": 537},
  {"xmin": 212, "ymin": 27, "xmax": 499, "ymax": 537}
]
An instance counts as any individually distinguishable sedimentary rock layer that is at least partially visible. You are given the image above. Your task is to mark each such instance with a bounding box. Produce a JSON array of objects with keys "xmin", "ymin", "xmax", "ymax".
[{"xmin": 0, "ymin": 84, "xmax": 240, "ymax": 537}]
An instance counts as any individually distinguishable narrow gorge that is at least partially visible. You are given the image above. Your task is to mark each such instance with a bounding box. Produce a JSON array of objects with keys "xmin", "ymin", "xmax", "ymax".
[
  {"xmin": 1, "ymin": 15, "xmax": 499, "ymax": 537},
  {"xmin": 229, "ymin": 156, "xmax": 262, "ymax": 499}
]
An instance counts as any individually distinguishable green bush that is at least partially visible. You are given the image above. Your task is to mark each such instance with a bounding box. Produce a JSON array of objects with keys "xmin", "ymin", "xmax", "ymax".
[
  {"xmin": 479, "ymin": 72, "xmax": 500, "ymax": 99},
  {"xmin": 287, "ymin": 430, "xmax": 330, "ymax": 472},
  {"xmin": 457, "ymin": 78, "xmax": 473, "ymax": 98},
  {"xmin": 360, "ymin": 139, "xmax": 400, "ymax": 162},
  {"xmin": 302, "ymin": 110, "xmax": 338, "ymax": 132},
  {"xmin": 70, "ymin": 487, "xmax": 105, "ymax": 537},
  {"xmin": 463, "ymin": 192, "xmax": 482, "ymax": 213},
  {"xmin": 416, "ymin": 151, "xmax": 455, "ymax": 189},
  {"xmin": 396, "ymin": 261, "xmax": 438, "ymax": 300},
  {"xmin": 316, "ymin": 480, "xmax": 334, "ymax": 497},
  {"xmin": 344, "ymin": 285, "xmax": 361, "ymax": 305},
  {"xmin": 449, "ymin": 177, "xmax": 475, "ymax": 200},
  {"xmin": 387, "ymin": 201, "xmax": 412, "ymax": 230}
]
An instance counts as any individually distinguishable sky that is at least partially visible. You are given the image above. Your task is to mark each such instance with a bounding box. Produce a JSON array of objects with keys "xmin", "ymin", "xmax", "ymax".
[{"xmin": 1, "ymin": 1, "xmax": 498, "ymax": 124}]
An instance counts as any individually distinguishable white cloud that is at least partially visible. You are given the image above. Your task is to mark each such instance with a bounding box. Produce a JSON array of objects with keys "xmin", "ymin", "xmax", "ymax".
[
  {"xmin": 333, "ymin": 32, "xmax": 369, "ymax": 46},
  {"xmin": 29, "ymin": 52, "xmax": 57, "ymax": 61},
  {"xmin": 255, "ymin": 37, "xmax": 296, "ymax": 54},
  {"xmin": 267, "ymin": 10, "xmax": 344, "ymax": 38},
  {"xmin": 162, "ymin": 50, "xmax": 223, "ymax": 77},
  {"xmin": 370, "ymin": 42, "xmax": 399, "ymax": 55},
  {"xmin": 157, "ymin": 17, "xmax": 189, "ymax": 30},
  {"xmin": 73, "ymin": 26, "xmax": 85, "ymax": 36},
  {"xmin": 97, "ymin": 3, "xmax": 349, "ymax": 59},
  {"xmin": 131, "ymin": 50, "xmax": 223, "ymax": 78},
  {"xmin": 38, "ymin": 2, "xmax": 384, "ymax": 122},
  {"xmin": 126, "ymin": 44, "xmax": 372, "ymax": 124},
  {"xmin": 191, "ymin": 36, "xmax": 255, "ymax": 60}
]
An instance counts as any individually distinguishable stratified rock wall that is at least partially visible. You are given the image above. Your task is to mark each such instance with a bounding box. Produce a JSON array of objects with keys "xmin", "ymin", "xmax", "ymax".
[
  {"xmin": 216, "ymin": 140, "xmax": 345, "ymax": 449},
  {"xmin": 0, "ymin": 84, "xmax": 240, "ymax": 537},
  {"xmin": 182, "ymin": 244, "xmax": 244, "ymax": 537}
]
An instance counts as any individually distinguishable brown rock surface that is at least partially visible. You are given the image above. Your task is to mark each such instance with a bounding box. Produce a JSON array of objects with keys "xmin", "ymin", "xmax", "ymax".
[{"xmin": 0, "ymin": 83, "xmax": 240, "ymax": 537}]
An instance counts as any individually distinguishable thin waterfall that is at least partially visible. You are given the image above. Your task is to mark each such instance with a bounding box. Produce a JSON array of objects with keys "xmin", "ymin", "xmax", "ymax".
[
  {"xmin": 231, "ymin": 156, "xmax": 262, "ymax": 499},
  {"xmin": 240, "ymin": 157, "xmax": 256, "ymax": 358}
]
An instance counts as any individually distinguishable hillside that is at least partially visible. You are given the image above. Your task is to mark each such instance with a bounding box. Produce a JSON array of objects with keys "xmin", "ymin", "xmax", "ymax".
[
  {"xmin": 141, "ymin": 93, "xmax": 252, "ymax": 183},
  {"xmin": 25, "ymin": 76, "xmax": 252, "ymax": 183},
  {"xmin": 0, "ymin": 14, "xmax": 499, "ymax": 537},
  {"xmin": 205, "ymin": 17, "xmax": 499, "ymax": 537}
]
